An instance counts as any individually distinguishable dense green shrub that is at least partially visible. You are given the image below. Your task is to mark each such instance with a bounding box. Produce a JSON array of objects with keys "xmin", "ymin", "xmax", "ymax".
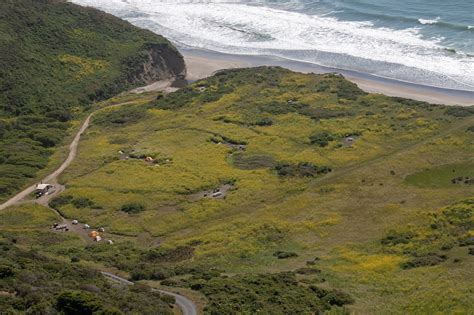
[
  {"xmin": 311, "ymin": 286, "xmax": 355, "ymax": 306},
  {"xmin": 400, "ymin": 253, "xmax": 447, "ymax": 269},
  {"xmin": 120, "ymin": 202, "xmax": 146, "ymax": 214},
  {"xmin": 458, "ymin": 236, "xmax": 474, "ymax": 247},
  {"xmin": 50, "ymin": 195, "xmax": 99, "ymax": 210},
  {"xmin": 183, "ymin": 272, "xmax": 353, "ymax": 314},
  {"xmin": 155, "ymin": 87, "xmax": 200, "ymax": 110},
  {"xmin": 49, "ymin": 195, "xmax": 74, "ymax": 209},
  {"xmin": 333, "ymin": 76, "xmax": 367, "ymax": 100},
  {"xmin": 310, "ymin": 132, "xmax": 335, "ymax": 147},
  {"xmin": 255, "ymin": 117, "xmax": 273, "ymax": 126},
  {"xmin": 0, "ymin": 265, "xmax": 15, "ymax": 278},
  {"xmin": 56, "ymin": 291, "xmax": 103, "ymax": 315},
  {"xmin": 94, "ymin": 106, "xmax": 148, "ymax": 126},
  {"xmin": 444, "ymin": 107, "xmax": 474, "ymax": 117},
  {"xmin": 381, "ymin": 230, "xmax": 416, "ymax": 246},
  {"xmin": 315, "ymin": 81, "xmax": 330, "ymax": 92},
  {"xmin": 295, "ymin": 267, "xmax": 321, "ymax": 275},
  {"xmin": 72, "ymin": 197, "xmax": 95, "ymax": 209},
  {"xmin": 275, "ymin": 162, "xmax": 332, "ymax": 177},
  {"xmin": 273, "ymin": 251, "xmax": 298, "ymax": 259},
  {"xmin": 142, "ymin": 246, "xmax": 194, "ymax": 263}
]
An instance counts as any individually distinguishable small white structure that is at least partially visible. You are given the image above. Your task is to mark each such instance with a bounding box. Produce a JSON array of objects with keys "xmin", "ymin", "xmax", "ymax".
[
  {"xmin": 94, "ymin": 235, "xmax": 102, "ymax": 242},
  {"xmin": 107, "ymin": 240, "xmax": 114, "ymax": 245},
  {"xmin": 72, "ymin": 220, "xmax": 79, "ymax": 225},
  {"xmin": 212, "ymin": 192, "xmax": 223, "ymax": 198},
  {"xmin": 84, "ymin": 224, "xmax": 90, "ymax": 229},
  {"xmin": 98, "ymin": 227, "xmax": 105, "ymax": 233}
]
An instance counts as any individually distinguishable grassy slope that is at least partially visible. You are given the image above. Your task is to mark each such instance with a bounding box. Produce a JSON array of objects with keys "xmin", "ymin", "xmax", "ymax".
[
  {"xmin": 0, "ymin": 0, "xmax": 180, "ymax": 201},
  {"xmin": 4, "ymin": 67, "xmax": 473, "ymax": 313}
]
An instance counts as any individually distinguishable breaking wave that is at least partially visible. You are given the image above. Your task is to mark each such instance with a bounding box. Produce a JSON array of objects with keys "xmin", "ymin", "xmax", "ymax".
[{"xmin": 71, "ymin": 0, "xmax": 474, "ymax": 91}]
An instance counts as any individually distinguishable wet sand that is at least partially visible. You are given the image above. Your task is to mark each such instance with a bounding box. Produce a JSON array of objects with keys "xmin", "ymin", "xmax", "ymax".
[{"xmin": 182, "ymin": 48, "xmax": 473, "ymax": 106}]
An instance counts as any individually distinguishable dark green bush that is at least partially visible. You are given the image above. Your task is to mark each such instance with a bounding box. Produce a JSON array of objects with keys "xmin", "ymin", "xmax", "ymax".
[
  {"xmin": 255, "ymin": 117, "xmax": 273, "ymax": 126},
  {"xmin": 184, "ymin": 271, "xmax": 353, "ymax": 314},
  {"xmin": 221, "ymin": 136, "xmax": 248, "ymax": 145},
  {"xmin": 400, "ymin": 253, "xmax": 447, "ymax": 269},
  {"xmin": 458, "ymin": 236, "xmax": 474, "ymax": 247},
  {"xmin": 309, "ymin": 132, "xmax": 335, "ymax": 147},
  {"xmin": 322, "ymin": 290, "xmax": 355, "ymax": 306},
  {"xmin": 333, "ymin": 77, "xmax": 367, "ymax": 100},
  {"xmin": 444, "ymin": 107, "xmax": 474, "ymax": 117},
  {"xmin": 120, "ymin": 203, "xmax": 145, "ymax": 214},
  {"xmin": 94, "ymin": 107, "xmax": 147, "ymax": 126},
  {"xmin": 0, "ymin": 265, "xmax": 15, "ymax": 278},
  {"xmin": 275, "ymin": 162, "xmax": 332, "ymax": 177},
  {"xmin": 49, "ymin": 195, "xmax": 74, "ymax": 209},
  {"xmin": 315, "ymin": 81, "xmax": 330, "ymax": 92},
  {"xmin": 273, "ymin": 251, "xmax": 298, "ymax": 259},
  {"xmin": 295, "ymin": 267, "xmax": 321, "ymax": 275},
  {"xmin": 72, "ymin": 197, "xmax": 95, "ymax": 209},
  {"xmin": 50, "ymin": 195, "xmax": 99, "ymax": 209},
  {"xmin": 56, "ymin": 291, "xmax": 102, "ymax": 315},
  {"xmin": 143, "ymin": 246, "xmax": 194, "ymax": 263},
  {"xmin": 381, "ymin": 230, "xmax": 416, "ymax": 246}
]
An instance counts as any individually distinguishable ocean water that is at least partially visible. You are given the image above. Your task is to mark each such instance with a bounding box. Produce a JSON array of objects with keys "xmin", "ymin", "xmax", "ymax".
[{"xmin": 71, "ymin": 0, "xmax": 474, "ymax": 91}]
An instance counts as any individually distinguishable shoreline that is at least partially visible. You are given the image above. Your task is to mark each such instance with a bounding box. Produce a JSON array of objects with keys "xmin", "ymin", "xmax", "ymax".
[{"xmin": 182, "ymin": 48, "xmax": 473, "ymax": 106}]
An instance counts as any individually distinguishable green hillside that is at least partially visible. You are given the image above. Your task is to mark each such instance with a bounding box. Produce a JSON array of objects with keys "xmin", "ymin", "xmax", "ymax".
[
  {"xmin": 0, "ymin": 0, "xmax": 184, "ymax": 200},
  {"xmin": 4, "ymin": 67, "xmax": 471, "ymax": 313},
  {"xmin": 0, "ymin": 205, "xmax": 174, "ymax": 314}
]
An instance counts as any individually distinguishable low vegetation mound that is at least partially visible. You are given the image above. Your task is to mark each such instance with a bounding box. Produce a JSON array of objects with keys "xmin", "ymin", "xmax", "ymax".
[
  {"xmin": 275, "ymin": 162, "xmax": 332, "ymax": 177},
  {"xmin": 120, "ymin": 202, "xmax": 146, "ymax": 214},
  {"xmin": 309, "ymin": 132, "xmax": 335, "ymax": 147}
]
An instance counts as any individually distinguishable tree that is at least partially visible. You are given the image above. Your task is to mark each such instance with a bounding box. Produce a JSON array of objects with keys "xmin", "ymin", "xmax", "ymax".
[{"xmin": 56, "ymin": 291, "xmax": 102, "ymax": 315}]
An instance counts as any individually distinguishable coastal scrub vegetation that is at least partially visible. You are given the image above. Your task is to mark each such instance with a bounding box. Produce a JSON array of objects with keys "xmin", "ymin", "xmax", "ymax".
[
  {"xmin": 2, "ymin": 66, "xmax": 474, "ymax": 313},
  {"xmin": 0, "ymin": 239, "xmax": 174, "ymax": 314},
  {"xmin": 0, "ymin": 0, "xmax": 181, "ymax": 201}
]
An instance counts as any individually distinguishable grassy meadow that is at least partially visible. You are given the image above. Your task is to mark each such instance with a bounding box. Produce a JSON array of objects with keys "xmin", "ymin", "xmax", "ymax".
[{"xmin": 5, "ymin": 67, "xmax": 473, "ymax": 313}]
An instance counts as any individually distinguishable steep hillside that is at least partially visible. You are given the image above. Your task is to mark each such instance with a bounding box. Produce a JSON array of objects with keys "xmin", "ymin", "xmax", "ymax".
[
  {"xmin": 15, "ymin": 67, "xmax": 471, "ymax": 313},
  {"xmin": 0, "ymin": 0, "xmax": 185, "ymax": 200}
]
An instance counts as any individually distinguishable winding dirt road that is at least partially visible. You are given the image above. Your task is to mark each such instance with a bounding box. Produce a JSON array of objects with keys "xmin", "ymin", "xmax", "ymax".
[{"xmin": 0, "ymin": 94, "xmax": 199, "ymax": 315}]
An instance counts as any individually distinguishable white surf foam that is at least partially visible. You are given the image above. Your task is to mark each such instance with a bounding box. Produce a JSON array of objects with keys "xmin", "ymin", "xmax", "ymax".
[
  {"xmin": 71, "ymin": 0, "xmax": 474, "ymax": 91},
  {"xmin": 418, "ymin": 17, "xmax": 441, "ymax": 25}
]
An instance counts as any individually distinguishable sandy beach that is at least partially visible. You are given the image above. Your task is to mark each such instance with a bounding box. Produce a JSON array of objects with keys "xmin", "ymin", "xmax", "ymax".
[{"xmin": 182, "ymin": 49, "xmax": 473, "ymax": 106}]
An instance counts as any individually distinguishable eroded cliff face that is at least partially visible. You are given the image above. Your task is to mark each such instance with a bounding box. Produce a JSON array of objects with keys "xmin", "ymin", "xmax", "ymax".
[{"xmin": 128, "ymin": 43, "xmax": 187, "ymax": 85}]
